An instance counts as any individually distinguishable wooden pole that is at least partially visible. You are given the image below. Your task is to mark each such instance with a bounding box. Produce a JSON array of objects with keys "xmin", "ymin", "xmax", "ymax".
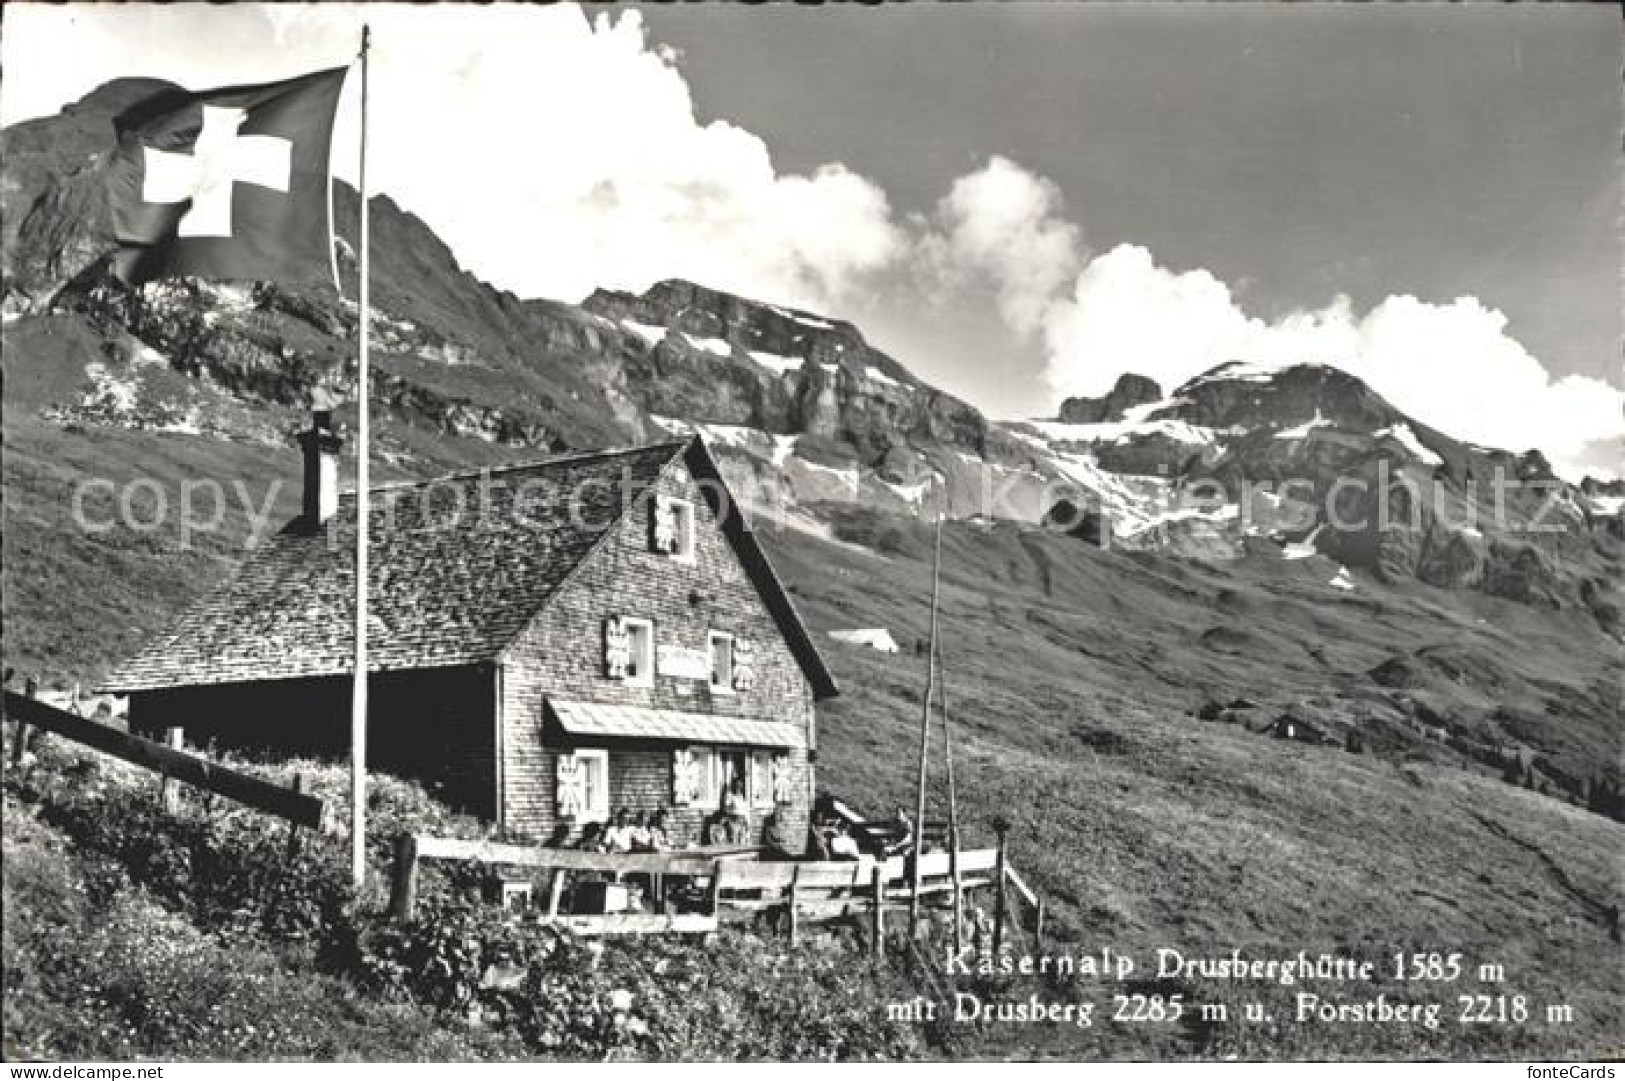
[
  {"xmin": 787, "ymin": 865, "xmax": 801, "ymax": 945},
  {"xmin": 9, "ymin": 678, "xmax": 36, "ymax": 768},
  {"xmin": 909, "ymin": 516, "xmax": 944, "ymax": 940},
  {"xmin": 1034, "ymin": 897, "xmax": 1047, "ymax": 954},
  {"xmin": 388, "ymin": 833, "xmax": 418, "ymax": 922},
  {"xmin": 992, "ymin": 819, "xmax": 1009, "ymax": 958},
  {"xmin": 8, "ymin": 723, "xmax": 29, "ymax": 768},
  {"xmin": 938, "ymin": 640, "xmax": 964, "ymax": 960},
  {"xmin": 548, "ymin": 869, "xmax": 567, "ymax": 916},
  {"xmin": 350, "ymin": 23, "xmax": 372, "ymax": 892},
  {"xmin": 708, "ymin": 860, "xmax": 724, "ymax": 917},
  {"xmin": 159, "ymin": 727, "xmax": 184, "ymax": 813},
  {"xmin": 871, "ymin": 865, "xmax": 886, "ymax": 960},
  {"xmin": 286, "ymin": 774, "xmax": 306, "ymax": 860}
]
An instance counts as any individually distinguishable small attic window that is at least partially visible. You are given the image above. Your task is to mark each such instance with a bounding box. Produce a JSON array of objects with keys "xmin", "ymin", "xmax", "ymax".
[
  {"xmin": 708, "ymin": 631, "xmax": 735, "ymax": 694},
  {"xmin": 651, "ymin": 496, "xmax": 696, "ymax": 562}
]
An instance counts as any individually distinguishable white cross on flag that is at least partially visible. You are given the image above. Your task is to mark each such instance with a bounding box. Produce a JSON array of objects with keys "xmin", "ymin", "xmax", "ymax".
[{"xmin": 108, "ymin": 67, "xmax": 348, "ymax": 286}]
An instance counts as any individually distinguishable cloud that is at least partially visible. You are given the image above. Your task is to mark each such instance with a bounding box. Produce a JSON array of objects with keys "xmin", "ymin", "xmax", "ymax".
[
  {"xmin": 267, "ymin": 6, "xmax": 905, "ymax": 309},
  {"xmin": 1040, "ymin": 244, "xmax": 1624, "ymax": 478},
  {"xmin": 925, "ymin": 156, "xmax": 1083, "ymax": 335}
]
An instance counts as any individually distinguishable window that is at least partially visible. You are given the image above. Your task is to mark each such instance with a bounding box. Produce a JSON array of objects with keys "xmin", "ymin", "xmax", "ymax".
[
  {"xmin": 557, "ymin": 749, "xmax": 610, "ymax": 823},
  {"xmin": 651, "ymin": 496, "xmax": 696, "ymax": 562},
  {"xmin": 699, "ymin": 748, "xmax": 749, "ymax": 810},
  {"xmin": 624, "ymin": 619, "xmax": 654, "ymax": 687},
  {"xmin": 605, "ymin": 616, "xmax": 655, "ymax": 687},
  {"xmin": 708, "ymin": 631, "xmax": 735, "ymax": 693}
]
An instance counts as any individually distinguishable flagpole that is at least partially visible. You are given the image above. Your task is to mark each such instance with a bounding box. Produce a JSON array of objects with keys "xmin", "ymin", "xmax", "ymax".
[{"xmin": 350, "ymin": 23, "xmax": 372, "ymax": 891}]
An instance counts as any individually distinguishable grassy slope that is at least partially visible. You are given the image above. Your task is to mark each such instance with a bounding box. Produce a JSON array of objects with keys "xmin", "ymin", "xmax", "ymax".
[
  {"xmin": 756, "ymin": 519, "xmax": 1623, "ymax": 1058},
  {"xmin": 2, "ymin": 790, "xmax": 527, "ymax": 1061}
]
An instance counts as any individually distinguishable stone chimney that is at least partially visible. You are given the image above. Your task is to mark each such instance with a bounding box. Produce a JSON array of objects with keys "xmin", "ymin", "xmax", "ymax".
[{"xmin": 297, "ymin": 410, "xmax": 342, "ymax": 526}]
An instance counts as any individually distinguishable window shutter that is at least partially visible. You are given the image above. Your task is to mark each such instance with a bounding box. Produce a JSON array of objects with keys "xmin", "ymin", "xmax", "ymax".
[
  {"xmin": 750, "ymin": 750, "xmax": 773, "ymax": 808},
  {"xmin": 650, "ymin": 495, "xmax": 678, "ymax": 554},
  {"xmin": 732, "ymin": 638, "xmax": 756, "ymax": 692},
  {"xmin": 672, "ymin": 747, "xmax": 704, "ymax": 806},
  {"xmin": 771, "ymin": 752, "xmax": 793, "ymax": 804},
  {"xmin": 604, "ymin": 616, "xmax": 630, "ymax": 679},
  {"xmin": 556, "ymin": 753, "xmax": 586, "ymax": 817}
]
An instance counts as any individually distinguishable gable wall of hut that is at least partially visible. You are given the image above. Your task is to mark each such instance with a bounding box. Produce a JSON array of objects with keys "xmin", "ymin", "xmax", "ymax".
[{"xmin": 497, "ymin": 458, "xmax": 816, "ymax": 849}]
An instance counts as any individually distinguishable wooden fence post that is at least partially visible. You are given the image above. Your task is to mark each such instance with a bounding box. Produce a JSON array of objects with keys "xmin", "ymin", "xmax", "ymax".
[
  {"xmin": 159, "ymin": 727, "xmax": 184, "ymax": 813},
  {"xmin": 285, "ymin": 775, "xmax": 306, "ymax": 860},
  {"xmin": 389, "ymin": 834, "xmax": 420, "ymax": 921},
  {"xmin": 9, "ymin": 679, "xmax": 36, "ymax": 768},
  {"xmin": 992, "ymin": 818, "xmax": 1009, "ymax": 958},
  {"xmin": 870, "ymin": 865, "xmax": 885, "ymax": 961},
  {"xmin": 7, "ymin": 723, "xmax": 28, "ymax": 768},
  {"xmin": 548, "ymin": 868, "xmax": 566, "ymax": 916},
  {"xmin": 787, "ymin": 865, "xmax": 801, "ymax": 945}
]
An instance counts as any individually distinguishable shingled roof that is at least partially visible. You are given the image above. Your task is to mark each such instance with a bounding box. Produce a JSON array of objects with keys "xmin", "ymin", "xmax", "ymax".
[{"xmin": 104, "ymin": 437, "xmax": 837, "ymax": 700}]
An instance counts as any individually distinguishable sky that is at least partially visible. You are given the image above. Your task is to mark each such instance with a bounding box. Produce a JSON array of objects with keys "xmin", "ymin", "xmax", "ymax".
[{"xmin": 3, "ymin": 3, "xmax": 1621, "ymax": 478}]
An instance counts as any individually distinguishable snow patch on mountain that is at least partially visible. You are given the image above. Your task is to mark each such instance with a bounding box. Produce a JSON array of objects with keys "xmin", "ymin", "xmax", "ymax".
[
  {"xmin": 1024, "ymin": 417, "xmax": 1219, "ymax": 447},
  {"xmin": 1583, "ymin": 494, "xmax": 1623, "ymax": 517},
  {"xmin": 879, "ymin": 475, "xmax": 936, "ymax": 506},
  {"xmin": 683, "ymin": 334, "xmax": 733, "ymax": 359},
  {"xmin": 1375, "ymin": 423, "xmax": 1443, "ymax": 466},
  {"xmin": 748, "ymin": 350, "xmax": 804, "ymax": 376},
  {"xmin": 1275, "ymin": 410, "xmax": 1331, "ymax": 440},
  {"xmin": 1282, "ymin": 526, "xmax": 1327, "ymax": 560},
  {"xmin": 622, "ymin": 321, "xmax": 667, "ymax": 347},
  {"xmin": 1182, "ymin": 360, "xmax": 1281, "ymax": 386}
]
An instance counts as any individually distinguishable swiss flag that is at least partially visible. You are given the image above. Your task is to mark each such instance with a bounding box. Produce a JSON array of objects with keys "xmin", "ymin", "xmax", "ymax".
[{"xmin": 108, "ymin": 67, "xmax": 348, "ymax": 287}]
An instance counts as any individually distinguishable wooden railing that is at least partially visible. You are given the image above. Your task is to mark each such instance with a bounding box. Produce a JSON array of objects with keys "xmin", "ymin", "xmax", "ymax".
[
  {"xmin": 393, "ymin": 830, "xmax": 1017, "ymax": 951},
  {"xmin": 4, "ymin": 691, "xmax": 328, "ymax": 829},
  {"xmin": 392, "ymin": 834, "xmax": 757, "ymax": 932}
]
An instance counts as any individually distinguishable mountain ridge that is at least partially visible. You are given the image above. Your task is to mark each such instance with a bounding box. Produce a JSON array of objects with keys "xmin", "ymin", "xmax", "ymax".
[{"xmin": 3, "ymin": 88, "xmax": 1622, "ymax": 1047}]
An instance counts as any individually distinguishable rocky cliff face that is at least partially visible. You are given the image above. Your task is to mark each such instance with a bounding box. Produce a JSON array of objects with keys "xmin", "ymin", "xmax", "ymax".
[
  {"xmin": 1058, "ymin": 373, "xmax": 1162, "ymax": 424},
  {"xmin": 1011, "ymin": 360, "xmax": 1622, "ymax": 634}
]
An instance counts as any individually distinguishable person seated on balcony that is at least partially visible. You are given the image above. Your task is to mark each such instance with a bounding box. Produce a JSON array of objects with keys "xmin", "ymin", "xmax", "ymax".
[
  {"xmin": 828, "ymin": 819, "xmax": 862, "ymax": 861},
  {"xmin": 575, "ymin": 821, "xmax": 606, "ymax": 852},
  {"xmin": 722, "ymin": 776, "xmax": 751, "ymax": 845},
  {"xmin": 640, "ymin": 809, "xmax": 670, "ymax": 852},
  {"xmin": 762, "ymin": 811, "xmax": 796, "ymax": 859},
  {"xmin": 628, "ymin": 809, "xmax": 652, "ymax": 851},
  {"xmin": 882, "ymin": 805, "xmax": 916, "ymax": 858},
  {"xmin": 603, "ymin": 807, "xmax": 636, "ymax": 853}
]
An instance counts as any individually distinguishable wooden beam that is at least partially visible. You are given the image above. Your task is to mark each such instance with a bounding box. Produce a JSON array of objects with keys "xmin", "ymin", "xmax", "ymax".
[
  {"xmin": 4, "ymin": 692, "xmax": 326, "ymax": 829},
  {"xmin": 538, "ymin": 913, "xmax": 717, "ymax": 937},
  {"xmin": 1004, "ymin": 864, "xmax": 1040, "ymax": 911},
  {"xmin": 788, "ymin": 898, "xmax": 866, "ymax": 920}
]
